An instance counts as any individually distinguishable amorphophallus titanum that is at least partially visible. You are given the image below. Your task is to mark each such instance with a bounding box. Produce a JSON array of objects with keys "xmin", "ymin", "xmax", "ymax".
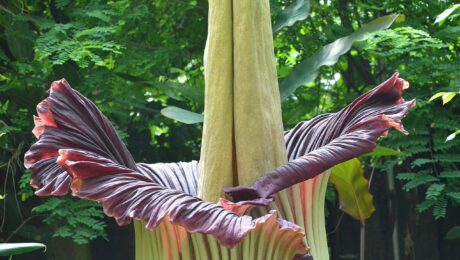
[{"xmin": 24, "ymin": 1, "xmax": 415, "ymax": 259}]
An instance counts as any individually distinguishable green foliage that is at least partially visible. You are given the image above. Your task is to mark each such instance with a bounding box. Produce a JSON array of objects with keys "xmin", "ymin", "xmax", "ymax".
[
  {"xmin": 0, "ymin": 243, "xmax": 46, "ymax": 256},
  {"xmin": 396, "ymin": 172, "xmax": 439, "ymax": 191},
  {"xmin": 362, "ymin": 27, "xmax": 446, "ymax": 57},
  {"xmin": 161, "ymin": 106, "xmax": 204, "ymax": 124},
  {"xmin": 32, "ymin": 12, "xmax": 122, "ymax": 68},
  {"xmin": 18, "ymin": 171, "xmax": 33, "ymax": 201},
  {"xmin": 440, "ymin": 170, "xmax": 460, "ymax": 178},
  {"xmin": 445, "ymin": 226, "xmax": 460, "ymax": 240},
  {"xmin": 272, "ymin": 0, "xmax": 311, "ymax": 32},
  {"xmin": 33, "ymin": 198, "xmax": 107, "ymax": 245},
  {"xmin": 0, "ymin": 0, "xmax": 459, "ymax": 254},
  {"xmin": 372, "ymin": 14, "xmax": 460, "ymax": 219},
  {"xmin": 279, "ymin": 14, "xmax": 398, "ymax": 100},
  {"xmin": 362, "ymin": 146, "xmax": 406, "ymax": 157},
  {"xmin": 430, "ymin": 91, "xmax": 458, "ymax": 105},
  {"xmin": 330, "ymin": 158, "xmax": 376, "ymax": 222},
  {"xmin": 434, "ymin": 4, "xmax": 460, "ymax": 25}
]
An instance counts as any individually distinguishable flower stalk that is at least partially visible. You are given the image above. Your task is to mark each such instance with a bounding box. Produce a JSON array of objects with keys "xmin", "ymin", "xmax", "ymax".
[{"xmin": 199, "ymin": 0, "xmax": 287, "ymax": 201}]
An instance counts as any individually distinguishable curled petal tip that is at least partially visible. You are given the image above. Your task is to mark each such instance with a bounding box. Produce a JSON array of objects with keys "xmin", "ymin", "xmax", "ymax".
[
  {"xmin": 401, "ymin": 79, "xmax": 410, "ymax": 90},
  {"xmin": 381, "ymin": 114, "xmax": 407, "ymax": 135},
  {"xmin": 395, "ymin": 77, "xmax": 409, "ymax": 94},
  {"xmin": 218, "ymin": 198, "xmax": 256, "ymax": 216},
  {"xmin": 50, "ymin": 79, "xmax": 69, "ymax": 93},
  {"xmin": 388, "ymin": 72, "xmax": 400, "ymax": 84},
  {"xmin": 218, "ymin": 197, "xmax": 273, "ymax": 216},
  {"xmin": 223, "ymin": 186, "xmax": 263, "ymax": 202},
  {"xmin": 56, "ymin": 149, "xmax": 68, "ymax": 167},
  {"xmin": 33, "ymin": 97, "xmax": 57, "ymax": 138},
  {"xmin": 26, "ymin": 79, "xmax": 136, "ymax": 197},
  {"xmin": 32, "ymin": 116, "xmax": 45, "ymax": 138}
]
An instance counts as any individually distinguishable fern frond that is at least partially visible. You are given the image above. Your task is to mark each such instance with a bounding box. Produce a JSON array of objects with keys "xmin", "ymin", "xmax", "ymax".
[
  {"xmin": 439, "ymin": 170, "xmax": 460, "ymax": 178},
  {"xmin": 397, "ymin": 172, "xmax": 439, "ymax": 191}
]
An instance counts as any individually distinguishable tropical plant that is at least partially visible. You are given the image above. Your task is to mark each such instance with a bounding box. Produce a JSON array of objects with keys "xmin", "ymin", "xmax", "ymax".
[
  {"xmin": 25, "ymin": 68, "xmax": 413, "ymax": 260},
  {"xmin": 23, "ymin": 1, "xmax": 414, "ymax": 259}
]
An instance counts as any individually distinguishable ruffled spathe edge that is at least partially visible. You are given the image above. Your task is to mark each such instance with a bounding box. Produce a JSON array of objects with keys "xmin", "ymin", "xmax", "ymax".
[
  {"xmin": 224, "ymin": 73, "xmax": 415, "ymax": 204},
  {"xmin": 24, "ymin": 79, "xmax": 309, "ymax": 254}
]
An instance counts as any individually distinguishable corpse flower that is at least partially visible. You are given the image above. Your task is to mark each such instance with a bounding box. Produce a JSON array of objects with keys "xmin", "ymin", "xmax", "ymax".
[
  {"xmin": 24, "ymin": 1, "xmax": 414, "ymax": 259},
  {"xmin": 24, "ymin": 73, "xmax": 413, "ymax": 259}
]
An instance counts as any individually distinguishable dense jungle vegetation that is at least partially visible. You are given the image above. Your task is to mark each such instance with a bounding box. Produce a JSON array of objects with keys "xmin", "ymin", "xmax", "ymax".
[{"xmin": 1, "ymin": 0, "xmax": 459, "ymax": 259}]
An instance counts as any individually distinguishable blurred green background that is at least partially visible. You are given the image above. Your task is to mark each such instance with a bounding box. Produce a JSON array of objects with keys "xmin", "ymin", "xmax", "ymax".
[{"xmin": 1, "ymin": 0, "xmax": 459, "ymax": 259}]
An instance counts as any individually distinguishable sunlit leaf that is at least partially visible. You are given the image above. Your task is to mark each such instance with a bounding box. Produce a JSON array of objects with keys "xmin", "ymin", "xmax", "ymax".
[
  {"xmin": 273, "ymin": 0, "xmax": 311, "ymax": 32},
  {"xmin": 442, "ymin": 92, "xmax": 456, "ymax": 105},
  {"xmin": 161, "ymin": 106, "xmax": 204, "ymax": 124},
  {"xmin": 362, "ymin": 146, "xmax": 405, "ymax": 157},
  {"xmin": 279, "ymin": 14, "xmax": 398, "ymax": 100},
  {"xmin": 445, "ymin": 132, "xmax": 457, "ymax": 142},
  {"xmin": 429, "ymin": 92, "xmax": 445, "ymax": 102},
  {"xmin": 434, "ymin": 4, "xmax": 460, "ymax": 25},
  {"xmin": 0, "ymin": 243, "xmax": 46, "ymax": 256},
  {"xmin": 330, "ymin": 158, "xmax": 375, "ymax": 222}
]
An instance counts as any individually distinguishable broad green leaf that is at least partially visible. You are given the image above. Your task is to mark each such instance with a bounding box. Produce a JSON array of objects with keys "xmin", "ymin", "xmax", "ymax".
[
  {"xmin": 445, "ymin": 226, "xmax": 460, "ymax": 240},
  {"xmin": 161, "ymin": 106, "xmax": 203, "ymax": 124},
  {"xmin": 434, "ymin": 4, "xmax": 460, "ymax": 25},
  {"xmin": 429, "ymin": 92, "xmax": 445, "ymax": 102},
  {"xmin": 279, "ymin": 14, "xmax": 398, "ymax": 100},
  {"xmin": 442, "ymin": 92, "xmax": 456, "ymax": 105},
  {"xmin": 0, "ymin": 243, "xmax": 46, "ymax": 256},
  {"xmin": 0, "ymin": 74, "xmax": 8, "ymax": 81},
  {"xmin": 273, "ymin": 0, "xmax": 311, "ymax": 32},
  {"xmin": 330, "ymin": 158, "xmax": 376, "ymax": 223},
  {"xmin": 362, "ymin": 146, "xmax": 405, "ymax": 157},
  {"xmin": 0, "ymin": 194, "xmax": 5, "ymax": 200}
]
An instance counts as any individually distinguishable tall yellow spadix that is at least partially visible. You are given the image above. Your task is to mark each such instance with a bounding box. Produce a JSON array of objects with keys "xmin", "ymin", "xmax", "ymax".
[{"xmin": 198, "ymin": 0, "xmax": 287, "ymax": 202}]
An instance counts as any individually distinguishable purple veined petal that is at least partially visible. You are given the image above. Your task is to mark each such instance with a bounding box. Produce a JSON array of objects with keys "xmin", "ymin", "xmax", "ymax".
[
  {"xmin": 24, "ymin": 79, "xmax": 137, "ymax": 196},
  {"xmin": 56, "ymin": 148, "xmax": 308, "ymax": 251},
  {"xmin": 24, "ymin": 79, "xmax": 310, "ymax": 257},
  {"xmin": 224, "ymin": 73, "xmax": 415, "ymax": 204}
]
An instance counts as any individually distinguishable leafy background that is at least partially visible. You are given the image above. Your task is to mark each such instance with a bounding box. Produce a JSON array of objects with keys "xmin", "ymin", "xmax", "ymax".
[{"xmin": 0, "ymin": 0, "xmax": 459, "ymax": 259}]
